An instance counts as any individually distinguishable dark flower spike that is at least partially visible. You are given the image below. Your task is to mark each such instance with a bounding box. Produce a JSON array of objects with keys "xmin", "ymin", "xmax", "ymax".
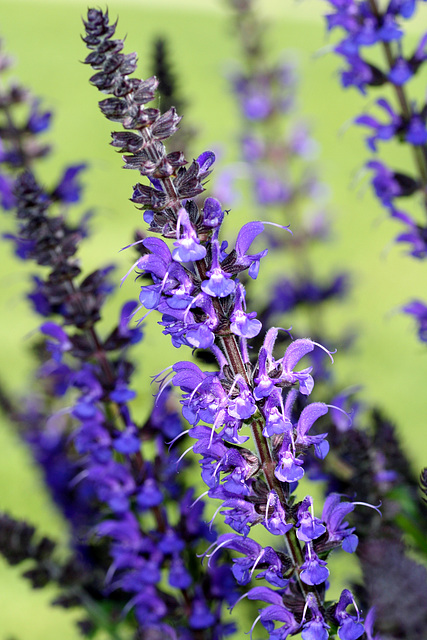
[{"xmin": 4, "ymin": 44, "xmax": 241, "ymax": 637}]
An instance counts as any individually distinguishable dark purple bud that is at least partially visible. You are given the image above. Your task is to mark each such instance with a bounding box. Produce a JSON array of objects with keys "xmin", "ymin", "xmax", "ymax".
[
  {"xmin": 133, "ymin": 76, "xmax": 159, "ymax": 104},
  {"xmin": 151, "ymin": 107, "xmax": 182, "ymax": 140},
  {"xmin": 202, "ymin": 197, "xmax": 224, "ymax": 228}
]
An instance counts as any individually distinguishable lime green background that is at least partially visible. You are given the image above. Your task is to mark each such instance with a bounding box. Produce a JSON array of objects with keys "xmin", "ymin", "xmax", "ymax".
[{"xmin": 0, "ymin": 0, "xmax": 427, "ymax": 638}]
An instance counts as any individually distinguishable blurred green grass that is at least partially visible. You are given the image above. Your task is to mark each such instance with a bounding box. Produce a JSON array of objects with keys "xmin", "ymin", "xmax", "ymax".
[{"xmin": 0, "ymin": 0, "xmax": 427, "ymax": 637}]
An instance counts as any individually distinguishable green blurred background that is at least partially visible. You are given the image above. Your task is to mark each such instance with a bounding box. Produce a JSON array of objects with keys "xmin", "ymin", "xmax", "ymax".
[{"xmin": 0, "ymin": 0, "xmax": 427, "ymax": 637}]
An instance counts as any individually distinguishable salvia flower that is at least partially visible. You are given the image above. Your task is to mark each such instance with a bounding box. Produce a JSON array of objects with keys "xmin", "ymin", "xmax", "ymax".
[{"xmin": 83, "ymin": 8, "xmax": 372, "ymax": 638}]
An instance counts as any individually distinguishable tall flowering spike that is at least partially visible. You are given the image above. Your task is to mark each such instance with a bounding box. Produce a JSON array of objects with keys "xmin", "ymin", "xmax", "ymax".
[
  {"xmin": 323, "ymin": 0, "xmax": 427, "ymax": 339},
  {"xmin": 0, "ymin": 29, "xmax": 242, "ymax": 636},
  {"xmin": 7, "ymin": 163, "xmax": 238, "ymax": 639},
  {"xmin": 83, "ymin": 7, "xmax": 370, "ymax": 639}
]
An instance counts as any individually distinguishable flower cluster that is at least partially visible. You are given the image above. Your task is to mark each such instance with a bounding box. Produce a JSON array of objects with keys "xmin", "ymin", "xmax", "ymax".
[
  {"xmin": 0, "ymin": 43, "xmax": 238, "ymax": 637},
  {"xmin": 323, "ymin": 0, "xmax": 427, "ymax": 340},
  {"xmin": 83, "ymin": 8, "xmax": 375, "ymax": 639},
  {"xmin": 2, "ymin": 4, "xmax": 427, "ymax": 640}
]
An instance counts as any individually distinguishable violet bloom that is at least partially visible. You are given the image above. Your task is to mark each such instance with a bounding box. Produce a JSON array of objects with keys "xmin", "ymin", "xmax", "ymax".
[
  {"xmin": 334, "ymin": 589, "xmax": 365, "ymax": 640},
  {"xmin": 201, "ymin": 239, "xmax": 235, "ymax": 298},
  {"xmin": 230, "ymin": 283, "xmax": 262, "ymax": 338},
  {"xmin": 173, "ymin": 207, "xmax": 207, "ymax": 262},
  {"xmin": 403, "ymin": 299, "xmax": 427, "ymax": 341},
  {"xmin": 300, "ymin": 544, "xmax": 329, "ymax": 586}
]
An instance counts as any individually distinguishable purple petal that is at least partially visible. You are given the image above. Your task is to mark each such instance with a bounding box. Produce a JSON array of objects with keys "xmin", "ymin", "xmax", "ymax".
[
  {"xmin": 196, "ymin": 150, "xmax": 215, "ymax": 173},
  {"xmin": 297, "ymin": 403, "xmax": 328, "ymax": 437},
  {"xmin": 282, "ymin": 339, "xmax": 315, "ymax": 372},
  {"xmin": 235, "ymin": 221, "xmax": 265, "ymax": 257}
]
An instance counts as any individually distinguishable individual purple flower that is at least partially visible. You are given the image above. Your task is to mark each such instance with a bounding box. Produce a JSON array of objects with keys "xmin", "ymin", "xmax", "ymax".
[
  {"xmin": 275, "ymin": 447, "xmax": 305, "ymax": 483},
  {"xmin": 278, "ymin": 338, "xmax": 334, "ymax": 395},
  {"xmin": 0, "ymin": 173, "xmax": 15, "ymax": 209},
  {"xmin": 295, "ymin": 403, "xmax": 330, "ymax": 458},
  {"xmin": 259, "ymin": 604, "xmax": 300, "ymax": 639},
  {"xmin": 27, "ymin": 100, "xmax": 52, "ymax": 134},
  {"xmin": 402, "ymin": 299, "xmax": 427, "ymax": 341},
  {"xmin": 296, "ymin": 497, "xmax": 326, "ymax": 542},
  {"xmin": 334, "ymin": 589, "xmax": 365, "ymax": 640},
  {"xmin": 52, "ymin": 164, "xmax": 86, "ymax": 203},
  {"xmin": 202, "ymin": 196, "xmax": 225, "ymax": 228},
  {"xmin": 232, "ymin": 220, "xmax": 269, "ymax": 278},
  {"xmin": 388, "ymin": 56, "xmax": 413, "ymax": 85},
  {"xmin": 230, "ymin": 283, "xmax": 262, "ymax": 338},
  {"xmin": 172, "ymin": 207, "xmax": 207, "ymax": 262},
  {"xmin": 355, "ymin": 98, "xmax": 401, "ymax": 151},
  {"xmin": 405, "ymin": 115, "xmax": 427, "ymax": 145},
  {"xmin": 391, "ymin": 208, "xmax": 427, "ymax": 258},
  {"xmin": 301, "ymin": 594, "xmax": 330, "ymax": 640},
  {"xmin": 367, "ymin": 160, "xmax": 419, "ymax": 208},
  {"xmin": 321, "ymin": 493, "xmax": 359, "ymax": 553},
  {"xmin": 201, "ymin": 239, "xmax": 235, "ymax": 298},
  {"xmin": 188, "ymin": 594, "xmax": 217, "ymax": 630},
  {"xmin": 300, "ymin": 544, "xmax": 329, "ymax": 586},
  {"xmin": 263, "ymin": 490, "xmax": 293, "ymax": 536}
]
